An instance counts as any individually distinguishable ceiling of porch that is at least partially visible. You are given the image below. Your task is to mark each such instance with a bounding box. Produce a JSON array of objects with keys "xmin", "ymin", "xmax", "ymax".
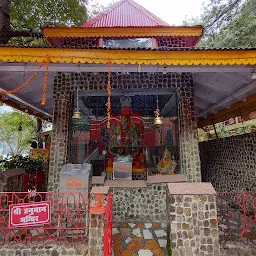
[{"xmin": 0, "ymin": 63, "xmax": 255, "ymax": 125}]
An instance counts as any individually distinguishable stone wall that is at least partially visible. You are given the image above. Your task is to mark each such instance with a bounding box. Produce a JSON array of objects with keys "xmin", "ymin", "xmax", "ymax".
[
  {"xmin": 63, "ymin": 38, "xmax": 98, "ymax": 47},
  {"xmin": 177, "ymin": 84, "xmax": 201, "ymax": 182},
  {"xmin": 111, "ymin": 184, "xmax": 167, "ymax": 222},
  {"xmin": 88, "ymin": 214, "xmax": 104, "ymax": 256},
  {"xmin": 200, "ymin": 133, "xmax": 256, "ymax": 192},
  {"xmin": 0, "ymin": 244, "xmax": 88, "ymax": 256},
  {"xmin": 158, "ymin": 37, "xmax": 186, "ymax": 49},
  {"xmin": 220, "ymin": 244, "xmax": 256, "ymax": 256},
  {"xmin": 61, "ymin": 36, "xmax": 188, "ymax": 48},
  {"xmin": 48, "ymin": 72, "xmax": 201, "ymax": 191},
  {"xmin": 167, "ymin": 183, "xmax": 220, "ymax": 256}
]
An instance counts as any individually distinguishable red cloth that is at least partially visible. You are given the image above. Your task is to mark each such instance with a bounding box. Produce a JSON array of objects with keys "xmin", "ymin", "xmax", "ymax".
[
  {"xmin": 121, "ymin": 106, "xmax": 132, "ymax": 117},
  {"xmin": 134, "ymin": 154, "xmax": 140, "ymax": 168},
  {"xmin": 144, "ymin": 130, "xmax": 156, "ymax": 147}
]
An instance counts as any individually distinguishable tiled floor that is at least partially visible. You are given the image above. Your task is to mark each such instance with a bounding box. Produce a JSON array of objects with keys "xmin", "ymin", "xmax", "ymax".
[{"xmin": 112, "ymin": 222, "xmax": 167, "ymax": 256}]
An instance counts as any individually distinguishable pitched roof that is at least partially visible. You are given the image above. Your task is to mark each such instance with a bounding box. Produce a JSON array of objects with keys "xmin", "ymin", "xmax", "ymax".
[{"xmin": 83, "ymin": 0, "xmax": 170, "ymax": 28}]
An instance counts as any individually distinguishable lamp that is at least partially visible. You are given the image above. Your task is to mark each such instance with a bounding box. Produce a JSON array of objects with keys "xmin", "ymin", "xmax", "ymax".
[
  {"xmin": 154, "ymin": 95, "xmax": 163, "ymax": 126},
  {"xmin": 251, "ymin": 70, "xmax": 256, "ymax": 80},
  {"xmin": 72, "ymin": 88, "xmax": 82, "ymax": 120}
]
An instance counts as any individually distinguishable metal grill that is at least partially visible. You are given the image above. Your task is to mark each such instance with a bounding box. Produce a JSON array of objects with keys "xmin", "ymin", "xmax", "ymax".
[
  {"xmin": 0, "ymin": 192, "xmax": 89, "ymax": 246},
  {"xmin": 217, "ymin": 192, "xmax": 256, "ymax": 247}
]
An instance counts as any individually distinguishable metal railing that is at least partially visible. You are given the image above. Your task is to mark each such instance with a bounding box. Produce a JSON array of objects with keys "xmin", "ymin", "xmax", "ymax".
[
  {"xmin": 104, "ymin": 194, "xmax": 113, "ymax": 256},
  {"xmin": 217, "ymin": 192, "xmax": 256, "ymax": 247},
  {"xmin": 0, "ymin": 192, "xmax": 89, "ymax": 246}
]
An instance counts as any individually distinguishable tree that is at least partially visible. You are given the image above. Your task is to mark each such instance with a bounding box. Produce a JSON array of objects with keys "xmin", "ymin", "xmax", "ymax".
[
  {"xmin": 210, "ymin": 0, "xmax": 256, "ymax": 47},
  {"xmin": 0, "ymin": 0, "xmax": 88, "ymax": 45},
  {"xmin": 87, "ymin": 0, "xmax": 117, "ymax": 19},
  {"xmin": 87, "ymin": 0, "xmax": 105, "ymax": 19},
  {"xmin": 0, "ymin": 111, "xmax": 37, "ymax": 155},
  {"xmin": 184, "ymin": 0, "xmax": 256, "ymax": 47}
]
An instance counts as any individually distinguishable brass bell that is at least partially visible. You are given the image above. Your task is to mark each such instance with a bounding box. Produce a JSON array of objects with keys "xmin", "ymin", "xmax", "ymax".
[
  {"xmin": 154, "ymin": 116, "xmax": 163, "ymax": 125},
  {"xmin": 72, "ymin": 109, "xmax": 82, "ymax": 120}
]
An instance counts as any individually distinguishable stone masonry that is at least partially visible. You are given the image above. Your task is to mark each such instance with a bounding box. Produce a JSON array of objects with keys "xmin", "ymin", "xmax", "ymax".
[
  {"xmin": 61, "ymin": 36, "xmax": 188, "ymax": 49},
  {"xmin": 88, "ymin": 214, "xmax": 104, "ymax": 256},
  {"xmin": 112, "ymin": 222, "xmax": 168, "ymax": 255},
  {"xmin": 63, "ymin": 38, "xmax": 98, "ymax": 47},
  {"xmin": 111, "ymin": 184, "xmax": 167, "ymax": 223},
  {"xmin": 48, "ymin": 72, "xmax": 201, "ymax": 191},
  {"xmin": 177, "ymin": 84, "xmax": 201, "ymax": 182},
  {"xmin": 200, "ymin": 133, "xmax": 256, "ymax": 192},
  {"xmin": 0, "ymin": 244, "xmax": 88, "ymax": 256},
  {"xmin": 158, "ymin": 37, "xmax": 186, "ymax": 49},
  {"xmin": 167, "ymin": 183, "xmax": 220, "ymax": 256}
]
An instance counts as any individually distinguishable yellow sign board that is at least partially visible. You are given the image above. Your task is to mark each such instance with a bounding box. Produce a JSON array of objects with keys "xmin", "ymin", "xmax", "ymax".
[{"xmin": 30, "ymin": 149, "xmax": 49, "ymax": 160}]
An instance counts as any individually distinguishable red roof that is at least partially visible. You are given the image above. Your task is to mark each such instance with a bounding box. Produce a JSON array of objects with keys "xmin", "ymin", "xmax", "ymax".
[{"xmin": 83, "ymin": 0, "xmax": 170, "ymax": 28}]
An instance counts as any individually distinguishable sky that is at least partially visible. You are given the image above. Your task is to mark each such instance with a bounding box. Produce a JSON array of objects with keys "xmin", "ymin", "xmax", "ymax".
[
  {"xmin": 93, "ymin": 0, "xmax": 208, "ymax": 25},
  {"xmin": 0, "ymin": 105, "xmax": 13, "ymax": 114}
]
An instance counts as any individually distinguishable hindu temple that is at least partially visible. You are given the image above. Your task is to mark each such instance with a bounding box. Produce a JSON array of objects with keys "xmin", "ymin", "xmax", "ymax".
[{"xmin": 0, "ymin": 0, "xmax": 256, "ymax": 255}]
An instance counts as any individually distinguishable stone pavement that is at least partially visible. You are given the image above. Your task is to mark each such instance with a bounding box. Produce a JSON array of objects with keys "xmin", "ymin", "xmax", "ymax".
[{"xmin": 112, "ymin": 222, "xmax": 167, "ymax": 256}]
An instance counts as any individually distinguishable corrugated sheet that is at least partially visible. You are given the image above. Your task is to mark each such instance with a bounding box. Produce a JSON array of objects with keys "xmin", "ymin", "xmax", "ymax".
[{"xmin": 83, "ymin": 0, "xmax": 170, "ymax": 28}]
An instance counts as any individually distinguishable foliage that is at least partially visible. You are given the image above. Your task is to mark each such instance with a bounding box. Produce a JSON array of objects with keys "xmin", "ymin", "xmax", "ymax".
[
  {"xmin": 87, "ymin": 0, "xmax": 117, "ymax": 18},
  {"xmin": 212, "ymin": 0, "xmax": 256, "ymax": 47},
  {"xmin": 1, "ymin": 0, "xmax": 88, "ymax": 45},
  {"xmin": 198, "ymin": 117, "xmax": 256, "ymax": 141},
  {"xmin": 184, "ymin": 0, "xmax": 256, "ymax": 48},
  {"xmin": 0, "ymin": 111, "xmax": 37, "ymax": 155},
  {"xmin": 0, "ymin": 155, "xmax": 45, "ymax": 173},
  {"xmin": 87, "ymin": 0, "xmax": 105, "ymax": 19},
  {"xmin": 11, "ymin": 0, "xmax": 88, "ymax": 29}
]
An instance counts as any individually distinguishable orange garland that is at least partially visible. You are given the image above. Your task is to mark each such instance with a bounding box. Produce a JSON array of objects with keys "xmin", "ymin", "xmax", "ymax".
[
  {"xmin": 41, "ymin": 56, "xmax": 50, "ymax": 105},
  {"xmin": 0, "ymin": 56, "xmax": 50, "ymax": 106},
  {"xmin": 0, "ymin": 61, "xmax": 44, "ymax": 95},
  {"xmin": 107, "ymin": 59, "xmax": 112, "ymax": 129}
]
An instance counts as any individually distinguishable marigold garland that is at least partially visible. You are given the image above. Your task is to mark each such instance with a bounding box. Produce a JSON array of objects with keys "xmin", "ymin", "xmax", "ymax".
[
  {"xmin": 41, "ymin": 56, "xmax": 50, "ymax": 105},
  {"xmin": 0, "ymin": 56, "xmax": 50, "ymax": 106},
  {"xmin": 0, "ymin": 61, "xmax": 45, "ymax": 95},
  {"xmin": 107, "ymin": 59, "xmax": 112, "ymax": 129}
]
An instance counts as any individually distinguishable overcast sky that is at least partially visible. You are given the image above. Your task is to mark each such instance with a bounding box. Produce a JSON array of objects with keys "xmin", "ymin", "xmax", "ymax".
[
  {"xmin": 94, "ymin": 0, "xmax": 208, "ymax": 25},
  {"xmin": 0, "ymin": 105, "xmax": 13, "ymax": 113}
]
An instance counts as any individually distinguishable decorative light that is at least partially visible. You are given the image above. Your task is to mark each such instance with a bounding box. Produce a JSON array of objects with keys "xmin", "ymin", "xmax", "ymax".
[
  {"xmin": 251, "ymin": 69, "xmax": 256, "ymax": 80},
  {"xmin": 72, "ymin": 88, "xmax": 82, "ymax": 120},
  {"xmin": 162, "ymin": 66, "xmax": 167, "ymax": 75},
  {"xmin": 154, "ymin": 95, "xmax": 163, "ymax": 126}
]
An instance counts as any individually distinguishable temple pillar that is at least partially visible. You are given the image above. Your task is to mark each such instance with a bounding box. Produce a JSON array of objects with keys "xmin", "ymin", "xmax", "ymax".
[
  {"xmin": 177, "ymin": 83, "xmax": 201, "ymax": 182},
  {"xmin": 167, "ymin": 183, "xmax": 221, "ymax": 256},
  {"xmin": 47, "ymin": 73, "xmax": 71, "ymax": 191}
]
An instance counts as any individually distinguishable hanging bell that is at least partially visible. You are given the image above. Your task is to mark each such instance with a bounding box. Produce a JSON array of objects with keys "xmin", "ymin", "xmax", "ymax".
[
  {"xmin": 154, "ymin": 116, "xmax": 163, "ymax": 126},
  {"xmin": 72, "ymin": 109, "xmax": 82, "ymax": 120}
]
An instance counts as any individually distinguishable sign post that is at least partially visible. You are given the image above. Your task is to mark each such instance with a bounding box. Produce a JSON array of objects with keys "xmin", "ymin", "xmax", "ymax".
[{"xmin": 9, "ymin": 202, "xmax": 51, "ymax": 228}]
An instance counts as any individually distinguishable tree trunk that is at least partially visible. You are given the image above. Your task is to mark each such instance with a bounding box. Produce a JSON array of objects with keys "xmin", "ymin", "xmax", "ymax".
[
  {"xmin": 37, "ymin": 118, "xmax": 43, "ymax": 149},
  {"xmin": 0, "ymin": 0, "xmax": 11, "ymax": 44},
  {"xmin": 0, "ymin": 0, "xmax": 42, "ymax": 44}
]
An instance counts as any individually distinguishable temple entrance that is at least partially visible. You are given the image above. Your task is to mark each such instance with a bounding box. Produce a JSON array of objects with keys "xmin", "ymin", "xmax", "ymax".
[{"xmin": 69, "ymin": 89, "xmax": 179, "ymax": 180}]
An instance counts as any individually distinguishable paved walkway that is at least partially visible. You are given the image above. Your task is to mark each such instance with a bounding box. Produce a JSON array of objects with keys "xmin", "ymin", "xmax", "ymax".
[{"xmin": 113, "ymin": 222, "xmax": 167, "ymax": 256}]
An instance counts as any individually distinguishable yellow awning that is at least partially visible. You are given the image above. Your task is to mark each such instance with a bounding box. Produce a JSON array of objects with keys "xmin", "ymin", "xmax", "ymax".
[
  {"xmin": 43, "ymin": 26, "xmax": 203, "ymax": 38},
  {"xmin": 0, "ymin": 47, "xmax": 256, "ymax": 66}
]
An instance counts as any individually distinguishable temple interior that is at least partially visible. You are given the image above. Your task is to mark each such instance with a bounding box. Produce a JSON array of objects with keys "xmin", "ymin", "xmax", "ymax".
[{"xmin": 69, "ymin": 90, "xmax": 179, "ymax": 180}]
